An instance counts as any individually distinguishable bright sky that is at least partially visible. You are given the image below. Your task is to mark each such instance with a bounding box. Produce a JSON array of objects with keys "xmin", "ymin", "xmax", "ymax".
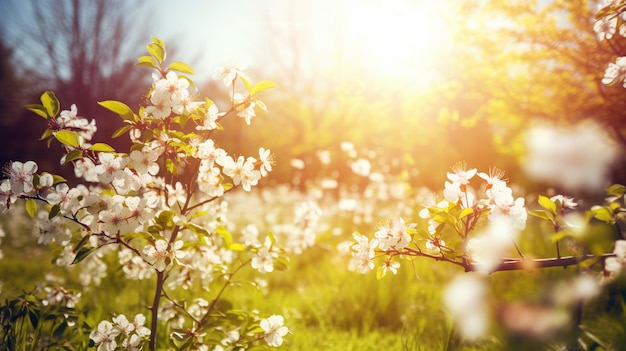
[
  {"xmin": 0, "ymin": 0, "xmax": 458, "ymax": 89},
  {"xmin": 156, "ymin": 0, "xmax": 455, "ymax": 88},
  {"xmin": 148, "ymin": 0, "xmax": 272, "ymax": 80}
]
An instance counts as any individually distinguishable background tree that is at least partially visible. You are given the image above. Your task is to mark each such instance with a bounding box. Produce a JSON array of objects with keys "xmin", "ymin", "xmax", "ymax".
[
  {"xmin": 446, "ymin": 1, "xmax": 626, "ymax": 184},
  {"xmin": 241, "ymin": 0, "xmax": 626, "ymax": 190},
  {"xmin": 0, "ymin": 38, "xmax": 33, "ymax": 170},
  {"xmin": 0, "ymin": 0, "xmax": 150, "ymax": 175},
  {"xmin": 212, "ymin": 1, "xmax": 512, "ymax": 190}
]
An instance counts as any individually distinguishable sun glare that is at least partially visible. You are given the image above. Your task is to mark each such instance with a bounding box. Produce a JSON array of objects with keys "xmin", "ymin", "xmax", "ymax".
[{"xmin": 340, "ymin": 0, "xmax": 454, "ymax": 87}]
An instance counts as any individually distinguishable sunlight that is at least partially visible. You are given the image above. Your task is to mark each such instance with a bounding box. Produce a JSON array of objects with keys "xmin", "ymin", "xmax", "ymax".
[{"xmin": 339, "ymin": 0, "xmax": 454, "ymax": 87}]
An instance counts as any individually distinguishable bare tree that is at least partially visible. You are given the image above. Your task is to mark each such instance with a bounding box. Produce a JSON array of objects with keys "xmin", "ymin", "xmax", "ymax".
[
  {"xmin": 0, "ymin": 0, "xmax": 152, "ymax": 173},
  {"xmin": 27, "ymin": 0, "xmax": 149, "ymax": 113}
]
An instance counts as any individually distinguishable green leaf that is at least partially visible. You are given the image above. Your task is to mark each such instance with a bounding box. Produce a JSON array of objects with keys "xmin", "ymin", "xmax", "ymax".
[
  {"xmin": 273, "ymin": 256, "xmax": 289, "ymax": 271},
  {"xmin": 166, "ymin": 158, "xmax": 178, "ymax": 176},
  {"xmin": 53, "ymin": 321, "xmax": 67, "ymax": 338},
  {"xmin": 41, "ymin": 91, "xmax": 60, "ymax": 117},
  {"xmin": 73, "ymin": 234, "xmax": 91, "ymax": 252},
  {"xmin": 147, "ymin": 42, "xmax": 165, "ymax": 64},
  {"xmin": 551, "ymin": 231, "xmax": 572, "ymax": 243},
  {"xmin": 189, "ymin": 211, "xmax": 208, "ymax": 220},
  {"xmin": 33, "ymin": 174, "xmax": 41, "ymax": 187},
  {"xmin": 121, "ymin": 231, "xmax": 150, "ymax": 243},
  {"xmin": 39, "ymin": 128, "xmax": 54, "ymax": 141},
  {"xmin": 376, "ymin": 266, "xmax": 386, "ymax": 280},
  {"xmin": 256, "ymin": 100, "xmax": 267, "ymax": 111},
  {"xmin": 72, "ymin": 246, "xmax": 95, "ymax": 264},
  {"xmin": 250, "ymin": 80, "xmax": 276, "ymax": 96},
  {"xmin": 98, "ymin": 100, "xmax": 134, "ymax": 121},
  {"xmin": 151, "ymin": 36, "xmax": 165, "ymax": 47},
  {"xmin": 168, "ymin": 61, "xmax": 195, "ymax": 75},
  {"xmin": 52, "ymin": 175, "xmax": 67, "ymax": 184},
  {"xmin": 48, "ymin": 205, "xmax": 60, "ymax": 219},
  {"xmin": 29, "ymin": 310, "xmax": 39, "ymax": 329},
  {"xmin": 157, "ymin": 210, "xmax": 176, "ymax": 229},
  {"xmin": 607, "ymin": 184, "xmax": 626, "ymax": 197},
  {"xmin": 25, "ymin": 104, "xmax": 49, "ymax": 119},
  {"xmin": 215, "ymin": 226, "xmax": 233, "ymax": 247},
  {"xmin": 183, "ymin": 222, "xmax": 209, "ymax": 236},
  {"xmin": 239, "ymin": 75, "xmax": 252, "ymax": 92},
  {"xmin": 54, "ymin": 130, "xmax": 80, "ymax": 148},
  {"xmin": 180, "ymin": 75, "xmax": 196, "ymax": 89},
  {"xmin": 136, "ymin": 55, "xmax": 158, "ymax": 69},
  {"xmin": 112, "ymin": 124, "xmax": 132, "ymax": 139},
  {"xmin": 432, "ymin": 211, "xmax": 457, "ymax": 227},
  {"xmin": 229, "ymin": 243, "xmax": 245, "ymax": 251},
  {"xmin": 89, "ymin": 143, "xmax": 116, "ymax": 152},
  {"xmin": 458, "ymin": 207, "xmax": 474, "ymax": 220},
  {"xmin": 579, "ymin": 257, "xmax": 599, "ymax": 269},
  {"xmin": 24, "ymin": 294, "xmax": 39, "ymax": 305},
  {"xmin": 591, "ymin": 206, "xmax": 614, "ymax": 224},
  {"xmin": 528, "ymin": 209, "xmax": 555, "ymax": 222},
  {"xmin": 267, "ymin": 231, "xmax": 276, "ymax": 246},
  {"xmin": 25, "ymin": 198, "xmax": 37, "ymax": 218},
  {"xmin": 63, "ymin": 149, "xmax": 83, "ymax": 164},
  {"xmin": 538, "ymin": 195, "xmax": 556, "ymax": 213}
]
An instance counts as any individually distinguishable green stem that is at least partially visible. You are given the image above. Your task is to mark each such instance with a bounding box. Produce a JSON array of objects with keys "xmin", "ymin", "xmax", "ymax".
[
  {"xmin": 198, "ymin": 259, "xmax": 251, "ymax": 329},
  {"xmin": 19, "ymin": 313, "xmax": 26, "ymax": 351},
  {"xmin": 161, "ymin": 290, "xmax": 201, "ymax": 325},
  {"xmin": 513, "ymin": 241, "xmax": 525, "ymax": 258},
  {"xmin": 186, "ymin": 186, "xmax": 235, "ymax": 213}
]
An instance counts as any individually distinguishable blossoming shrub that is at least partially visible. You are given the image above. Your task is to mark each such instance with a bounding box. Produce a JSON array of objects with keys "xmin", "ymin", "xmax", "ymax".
[
  {"xmin": 342, "ymin": 4, "xmax": 626, "ymax": 348},
  {"xmin": 597, "ymin": 0, "xmax": 626, "ymax": 85},
  {"xmin": 0, "ymin": 37, "xmax": 291, "ymax": 350},
  {"xmin": 349, "ymin": 159, "xmax": 626, "ymax": 348}
]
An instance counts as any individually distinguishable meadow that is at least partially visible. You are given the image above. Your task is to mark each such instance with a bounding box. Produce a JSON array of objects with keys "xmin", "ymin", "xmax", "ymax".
[
  {"xmin": 2, "ymin": 173, "xmax": 626, "ymax": 350},
  {"xmin": 1, "ymin": 2, "xmax": 626, "ymax": 349}
]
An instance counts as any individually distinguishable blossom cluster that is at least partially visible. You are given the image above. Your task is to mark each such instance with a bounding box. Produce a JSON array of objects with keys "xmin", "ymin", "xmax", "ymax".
[
  {"xmin": 524, "ymin": 121, "xmax": 618, "ymax": 192},
  {"xmin": 157, "ymin": 304, "xmax": 288, "ymax": 350},
  {"xmin": 90, "ymin": 314, "xmax": 151, "ymax": 351},
  {"xmin": 42, "ymin": 285, "xmax": 81, "ymax": 308},
  {"xmin": 596, "ymin": 1, "xmax": 626, "ymax": 86},
  {"xmin": 443, "ymin": 272, "xmax": 601, "ymax": 341},
  {"xmin": 0, "ymin": 37, "xmax": 291, "ymax": 349},
  {"xmin": 260, "ymin": 314, "xmax": 289, "ymax": 347},
  {"xmin": 0, "ymin": 70, "xmax": 274, "ymax": 272},
  {"xmin": 349, "ymin": 163, "xmax": 528, "ymax": 276},
  {"xmin": 604, "ymin": 240, "xmax": 626, "ymax": 280},
  {"xmin": 594, "ymin": 0, "xmax": 626, "ymax": 41}
]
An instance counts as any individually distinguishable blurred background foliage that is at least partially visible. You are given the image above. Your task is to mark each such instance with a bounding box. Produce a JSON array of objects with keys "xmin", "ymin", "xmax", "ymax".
[
  {"xmin": 0, "ymin": 0, "xmax": 623, "ymax": 192},
  {"xmin": 1, "ymin": 1, "xmax": 626, "ymax": 349}
]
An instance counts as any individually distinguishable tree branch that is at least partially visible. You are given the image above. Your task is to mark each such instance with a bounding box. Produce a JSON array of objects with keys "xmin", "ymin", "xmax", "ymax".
[{"xmin": 469, "ymin": 253, "xmax": 616, "ymax": 273}]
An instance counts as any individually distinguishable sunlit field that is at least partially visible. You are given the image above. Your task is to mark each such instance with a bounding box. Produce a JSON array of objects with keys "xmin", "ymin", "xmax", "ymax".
[
  {"xmin": 3, "ymin": 176, "xmax": 626, "ymax": 350},
  {"xmin": 1, "ymin": 0, "xmax": 626, "ymax": 350}
]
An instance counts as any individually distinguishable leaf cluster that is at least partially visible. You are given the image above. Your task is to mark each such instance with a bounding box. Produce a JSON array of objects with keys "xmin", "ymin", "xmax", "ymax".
[{"xmin": 0, "ymin": 288, "xmax": 90, "ymax": 350}]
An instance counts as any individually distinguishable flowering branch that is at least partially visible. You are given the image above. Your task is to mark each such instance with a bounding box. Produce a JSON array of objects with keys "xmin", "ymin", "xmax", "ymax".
[
  {"xmin": 0, "ymin": 36, "xmax": 290, "ymax": 350},
  {"xmin": 350, "ymin": 164, "xmax": 626, "ymax": 281}
]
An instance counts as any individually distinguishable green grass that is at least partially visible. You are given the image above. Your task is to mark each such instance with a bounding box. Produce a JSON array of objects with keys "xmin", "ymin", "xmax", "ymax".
[
  {"xmin": 1, "ymin": 208, "xmax": 625, "ymax": 350},
  {"xmin": 224, "ymin": 244, "xmax": 502, "ymax": 350}
]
